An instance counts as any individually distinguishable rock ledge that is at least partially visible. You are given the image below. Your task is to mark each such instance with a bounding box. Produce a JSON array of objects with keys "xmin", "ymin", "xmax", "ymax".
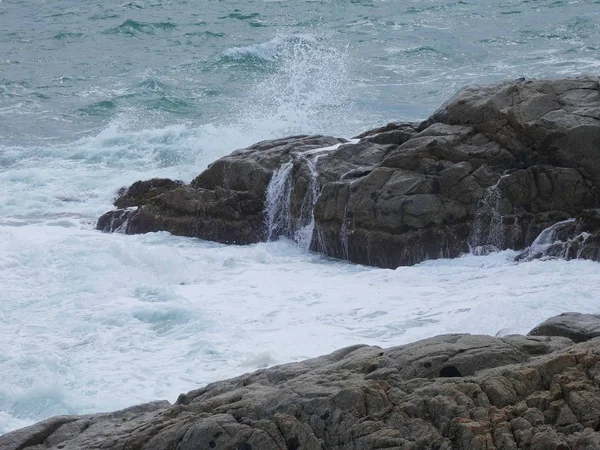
[{"xmin": 3, "ymin": 313, "xmax": 600, "ymax": 450}]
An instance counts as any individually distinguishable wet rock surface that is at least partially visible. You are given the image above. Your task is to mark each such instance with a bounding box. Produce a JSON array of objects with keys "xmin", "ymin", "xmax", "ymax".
[
  {"xmin": 4, "ymin": 313, "xmax": 600, "ymax": 450},
  {"xmin": 97, "ymin": 135, "xmax": 345, "ymax": 245},
  {"xmin": 515, "ymin": 209, "xmax": 600, "ymax": 262},
  {"xmin": 312, "ymin": 77, "xmax": 600, "ymax": 267},
  {"xmin": 98, "ymin": 77, "xmax": 600, "ymax": 267}
]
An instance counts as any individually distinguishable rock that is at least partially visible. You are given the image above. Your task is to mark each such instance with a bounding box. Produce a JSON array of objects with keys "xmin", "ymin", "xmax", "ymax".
[
  {"xmin": 6, "ymin": 313, "xmax": 600, "ymax": 449},
  {"xmin": 515, "ymin": 209, "xmax": 600, "ymax": 262},
  {"xmin": 312, "ymin": 77, "xmax": 600, "ymax": 267},
  {"xmin": 97, "ymin": 135, "xmax": 345, "ymax": 244},
  {"xmin": 113, "ymin": 178, "xmax": 185, "ymax": 209},
  {"xmin": 354, "ymin": 121, "xmax": 419, "ymax": 145},
  {"xmin": 528, "ymin": 312, "xmax": 600, "ymax": 343},
  {"xmin": 98, "ymin": 77, "xmax": 600, "ymax": 267}
]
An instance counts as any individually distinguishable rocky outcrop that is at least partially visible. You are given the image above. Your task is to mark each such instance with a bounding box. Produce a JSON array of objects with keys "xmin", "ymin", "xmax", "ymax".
[
  {"xmin": 4, "ymin": 313, "xmax": 600, "ymax": 450},
  {"xmin": 98, "ymin": 135, "xmax": 346, "ymax": 244},
  {"xmin": 529, "ymin": 312, "xmax": 600, "ymax": 343},
  {"xmin": 515, "ymin": 209, "xmax": 600, "ymax": 262},
  {"xmin": 98, "ymin": 77, "xmax": 600, "ymax": 267},
  {"xmin": 313, "ymin": 77, "xmax": 600, "ymax": 266}
]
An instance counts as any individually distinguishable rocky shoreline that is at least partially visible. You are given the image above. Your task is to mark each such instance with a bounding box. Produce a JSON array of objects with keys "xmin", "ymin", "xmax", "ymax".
[
  {"xmin": 3, "ymin": 312, "xmax": 600, "ymax": 449},
  {"xmin": 97, "ymin": 76, "xmax": 600, "ymax": 268},
  {"xmin": 8, "ymin": 77, "xmax": 598, "ymax": 449}
]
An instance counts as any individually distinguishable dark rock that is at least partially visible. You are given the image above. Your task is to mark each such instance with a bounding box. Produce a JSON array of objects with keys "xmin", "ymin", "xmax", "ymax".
[
  {"xmin": 114, "ymin": 178, "xmax": 184, "ymax": 209},
  {"xmin": 97, "ymin": 135, "xmax": 345, "ymax": 244},
  {"xmin": 515, "ymin": 209, "xmax": 600, "ymax": 262},
  {"xmin": 97, "ymin": 77, "xmax": 600, "ymax": 267},
  {"xmin": 528, "ymin": 312, "xmax": 600, "ymax": 343},
  {"xmin": 6, "ymin": 313, "xmax": 600, "ymax": 449},
  {"xmin": 354, "ymin": 121, "xmax": 419, "ymax": 145},
  {"xmin": 311, "ymin": 77, "xmax": 600, "ymax": 267},
  {"xmin": 97, "ymin": 208, "xmax": 132, "ymax": 233}
]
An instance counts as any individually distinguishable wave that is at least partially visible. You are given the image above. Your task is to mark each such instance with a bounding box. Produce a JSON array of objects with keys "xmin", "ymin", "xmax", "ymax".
[
  {"xmin": 76, "ymin": 77, "xmax": 197, "ymax": 117},
  {"xmin": 77, "ymin": 100, "xmax": 117, "ymax": 116},
  {"xmin": 219, "ymin": 12, "xmax": 260, "ymax": 21},
  {"xmin": 54, "ymin": 32, "xmax": 85, "ymax": 40},
  {"xmin": 221, "ymin": 34, "xmax": 317, "ymax": 63},
  {"xmin": 88, "ymin": 12, "xmax": 120, "ymax": 21},
  {"xmin": 183, "ymin": 31, "xmax": 226, "ymax": 38},
  {"xmin": 104, "ymin": 19, "xmax": 177, "ymax": 36},
  {"xmin": 0, "ymin": 32, "xmax": 366, "ymax": 225}
]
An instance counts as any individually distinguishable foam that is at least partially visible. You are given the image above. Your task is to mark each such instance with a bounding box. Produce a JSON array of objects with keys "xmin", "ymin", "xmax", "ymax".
[{"xmin": 2, "ymin": 223, "xmax": 600, "ymax": 433}]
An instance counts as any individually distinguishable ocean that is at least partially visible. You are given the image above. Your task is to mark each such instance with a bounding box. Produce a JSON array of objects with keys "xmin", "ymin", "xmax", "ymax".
[{"xmin": 1, "ymin": 0, "xmax": 600, "ymax": 434}]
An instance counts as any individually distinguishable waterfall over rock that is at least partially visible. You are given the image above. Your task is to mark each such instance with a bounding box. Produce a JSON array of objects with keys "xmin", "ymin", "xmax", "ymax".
[
  {"xmin": 264, "ymin": 161, "xmax": 294, "ymax": 241},
  {"xmin": 469, "ymin": 180, "xmax": 505, "ymax": 255},
  {"xmin": 262, "ymin": 141, "xmax": 356, "ymax": 249}
]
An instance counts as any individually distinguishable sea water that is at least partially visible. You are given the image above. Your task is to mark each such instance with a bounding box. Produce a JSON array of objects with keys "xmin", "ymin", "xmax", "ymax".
[{"xmin": 1, "ymin": 0, "xmax": 600, "ymax": 434}]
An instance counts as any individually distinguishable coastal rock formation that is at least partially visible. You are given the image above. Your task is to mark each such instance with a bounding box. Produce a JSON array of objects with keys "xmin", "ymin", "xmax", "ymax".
[
  {"xmin": 98, "ymin": 77, "xmax": 600, "ymax": 267},
  {"xmin": 98, "ymin": 135, "xmax": 346, "ymax": 244},
  {"xmin": 4, "ymin": 313, "xmax": 600, "ymax": 449},
  {"xmin": 514, "ymin": 209, "xmax": 600, "ymax": 262},
  {"xmin": 529, "ymin": 312, "xmax": 600, "ymax": 343}
]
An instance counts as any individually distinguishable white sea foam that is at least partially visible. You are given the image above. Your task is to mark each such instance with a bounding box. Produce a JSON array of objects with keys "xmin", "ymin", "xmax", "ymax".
[{"xmin": 2, "ymin": 222, "xmax": 600, "ymax": 434}]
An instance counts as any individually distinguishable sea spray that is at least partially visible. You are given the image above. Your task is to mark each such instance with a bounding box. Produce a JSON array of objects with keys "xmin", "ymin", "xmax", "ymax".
[{"xmin": 239, "ymin": 34, "xmax": 357, "ymax": 138}]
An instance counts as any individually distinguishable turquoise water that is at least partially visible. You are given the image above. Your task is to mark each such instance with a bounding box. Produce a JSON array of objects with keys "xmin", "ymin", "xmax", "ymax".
[
  {"xmin": 2, "ymin": 0, "xmax": 600, "ymax": 145},
  {"xmin": 1, "ymin": 0, "xmax": 600, "ymax": 435}
]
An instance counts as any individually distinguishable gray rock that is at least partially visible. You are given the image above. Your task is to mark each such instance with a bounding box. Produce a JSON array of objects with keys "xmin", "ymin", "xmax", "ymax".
[
  {"xmin": 6, "ymin": 313, "xmax": 600, "ymax": 449},
  {"xmin": 528, "ymin": 312, "xmax": 600, "ymax": 343},
  {"xmin": 312, "ymin": 77, "xmax": 600, "ymax": 267},
  {"xmin": 97, "ymin": 77, "xmax": 600, "ymax": 267}
]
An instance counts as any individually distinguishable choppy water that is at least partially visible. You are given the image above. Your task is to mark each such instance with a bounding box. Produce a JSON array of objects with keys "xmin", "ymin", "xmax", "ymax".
[{"xmin": 1, "ymin": 0, "xmax": 600, "ymax": 434}]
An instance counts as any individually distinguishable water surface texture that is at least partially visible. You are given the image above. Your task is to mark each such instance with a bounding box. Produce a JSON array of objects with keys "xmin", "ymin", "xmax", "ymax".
[{"xmin": 1, "ymin": 0, "xmax": 600, "ymax": 434}]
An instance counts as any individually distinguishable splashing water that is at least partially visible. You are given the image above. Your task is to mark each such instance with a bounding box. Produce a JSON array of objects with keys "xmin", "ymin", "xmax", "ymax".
[
  {"xmin": 531, "ymin": 219, "xmax": 576, "ymax": 248},
  {"xmin": 238, "ymin": 35, "xmax": 357, "ymax": 137},
  {"xmin": 264, "ymin": 161, "xmax": 294, "ymax": 241},
  {"xmin": 264, "ymin": 142, "xmax": 355, "ymax": 247},
  {"xmin": 469, "ymin": 178, "xmax": 507, "ymax": 255},
  {"xmin": 4, "ymin": 0, "xmax": 600, "ymax": 436},
  {"xmin": 517, "ymin": 219, "xmax": 591, "ymax": 261},
  {"xmin": 293, "ymin": 156, "xmax": 320, "ymax": 250},
  {"xmin": 339, "ymin": 178, "xmax": 360, "ymax": 260}
]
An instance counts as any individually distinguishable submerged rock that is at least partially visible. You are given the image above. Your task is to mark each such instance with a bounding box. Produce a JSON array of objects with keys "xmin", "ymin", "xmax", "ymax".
[
  {"xmin": 4, "ymin": 313, "xmax": 600, "ymax": 449},
  {"xmin": 98, "ymin": 77, "xmax": 600, "ymax": 267}
]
